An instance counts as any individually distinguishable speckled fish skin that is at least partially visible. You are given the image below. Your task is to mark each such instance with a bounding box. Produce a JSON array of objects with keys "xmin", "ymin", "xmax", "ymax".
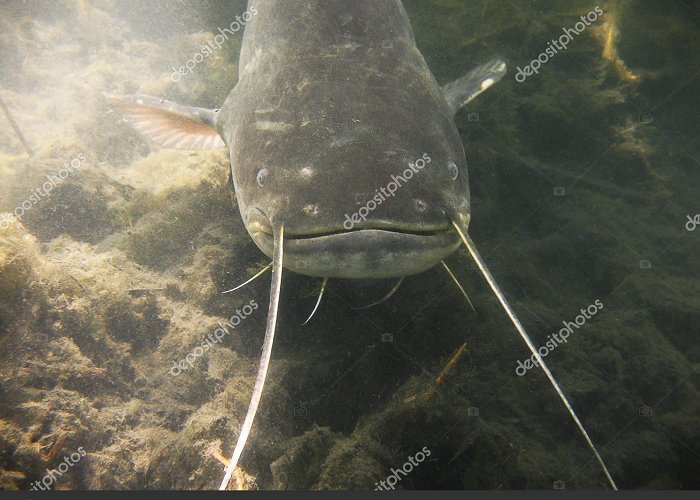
[{"xmin": 217, "ymin": 0, "xmax": 470, "ymax": 279}]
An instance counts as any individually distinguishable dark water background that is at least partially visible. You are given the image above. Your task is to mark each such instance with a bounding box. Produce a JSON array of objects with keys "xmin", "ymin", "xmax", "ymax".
[{"xmin": 0, "ymin": 0, "xmax": 698, "ymax": 490}]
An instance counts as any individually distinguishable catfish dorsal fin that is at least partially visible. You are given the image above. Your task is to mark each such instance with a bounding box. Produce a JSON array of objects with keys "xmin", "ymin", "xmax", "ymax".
[
  {"xmin": 107, "ymin": 94, "xmax": 225, "ymax": 150},
  {"xmin": 442, "ymin": 59, "xmax": 507, "ymax": 115}
]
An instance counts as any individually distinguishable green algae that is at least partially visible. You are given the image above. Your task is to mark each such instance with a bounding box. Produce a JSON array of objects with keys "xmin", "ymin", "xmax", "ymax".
[{"xmin": 0, "ymin": 0, "xmax": 698, "ymax": 492}]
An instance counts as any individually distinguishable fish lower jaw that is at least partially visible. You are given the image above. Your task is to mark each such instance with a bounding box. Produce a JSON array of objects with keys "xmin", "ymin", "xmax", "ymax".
[{"xmin": 250, "ymin": 228, "xmax": 460, "ymax": 279}]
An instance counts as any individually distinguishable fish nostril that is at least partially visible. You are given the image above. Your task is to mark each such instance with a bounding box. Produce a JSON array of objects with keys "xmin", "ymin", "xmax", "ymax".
[
  {"xmin": 257, "ymin": 168, "xmax": 269, "ymax": 187},
  {"xmin": 447, "ymin": 161, "xmax": 459, "ymax": 180},
  {"xmin": 248, "ymin": 208, "xmax": 273, "ymax": 234}
]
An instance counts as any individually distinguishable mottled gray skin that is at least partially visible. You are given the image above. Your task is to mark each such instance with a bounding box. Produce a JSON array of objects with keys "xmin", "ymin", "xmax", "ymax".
[{"xmin": 217, "ymin": 0, "xmax": 470, "ymax": 278}]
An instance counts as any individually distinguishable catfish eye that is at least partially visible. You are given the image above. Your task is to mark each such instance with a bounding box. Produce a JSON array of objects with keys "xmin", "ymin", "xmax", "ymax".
[
  {"xmin": 447, "ymin": 161, "xmax": 459, "ymax": 180},
  {"xmin": 257, "ymin": 168, "xmax": 269, "ymax": 187}
]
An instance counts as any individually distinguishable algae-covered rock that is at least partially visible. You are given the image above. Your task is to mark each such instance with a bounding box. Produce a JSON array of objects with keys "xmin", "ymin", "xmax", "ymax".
[
  {"xmin": 1, "ymin": 0, "xmax": 699, "ymax": 492},
  {"xmin": 270, "ymin": 426, "xmax": 341, "ymax": 490},
  {"xmin": 0, "ymin": 220, "xmax": 39, "ymax": 332}
]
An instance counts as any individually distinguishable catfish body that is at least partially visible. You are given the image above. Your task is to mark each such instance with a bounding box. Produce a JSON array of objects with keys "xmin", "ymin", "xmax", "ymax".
[{"xmin": 217, "ymin": 0, "xmax": 470, "ymax": 278}]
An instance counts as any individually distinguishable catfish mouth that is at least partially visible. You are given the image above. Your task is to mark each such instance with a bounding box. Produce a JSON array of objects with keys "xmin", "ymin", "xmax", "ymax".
[
  {"xmin": 276, "ymin": 226, "xmax": 450, "ymax": 240},
  {"xmin": 250, "ymin": 224, "xmax": 460, "ymax": 279}
]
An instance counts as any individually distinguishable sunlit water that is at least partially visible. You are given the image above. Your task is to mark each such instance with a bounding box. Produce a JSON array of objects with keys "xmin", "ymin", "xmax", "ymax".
[{"xmin": 0, "ymin": 0, "xmax": 698, "ymax": 490}]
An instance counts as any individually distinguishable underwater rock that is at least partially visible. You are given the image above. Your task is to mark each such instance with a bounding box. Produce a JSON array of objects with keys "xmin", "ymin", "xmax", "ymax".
[
  {"xmin": 270, "ymin": 426, "xmax": 341, "ymax": 490},
  {"xmin": 20, "ymin": 181, "xmax": 114, "ymax": 244},
  {"xmin": 1, "ymin": 0, "xmax": 699, "ymax": 492}
]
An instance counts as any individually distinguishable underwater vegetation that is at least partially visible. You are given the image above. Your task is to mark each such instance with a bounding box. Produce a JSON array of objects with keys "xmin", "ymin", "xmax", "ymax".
[{"xmin": 1, "ymin": 0, "xmax": 699, "ymax": 490}]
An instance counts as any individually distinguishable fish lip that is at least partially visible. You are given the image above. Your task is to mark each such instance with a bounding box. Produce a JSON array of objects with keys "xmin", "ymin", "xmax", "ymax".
[
  {"xmin": 250, "ymin": 226, "xmax": 455, "ymax": 241},
  {"xmin": 250, "ymin": 227, "xmax": 460, "ymax": 279},
  {"xmin": 288, "ymin": 226, "xmax": 453, "ymax": 240}
]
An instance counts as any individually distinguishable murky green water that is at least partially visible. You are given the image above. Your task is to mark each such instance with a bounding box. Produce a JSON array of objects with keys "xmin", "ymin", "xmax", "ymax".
[{"xmin": 0, "ymin": 0, "xmax": 698, "ymax": 490}]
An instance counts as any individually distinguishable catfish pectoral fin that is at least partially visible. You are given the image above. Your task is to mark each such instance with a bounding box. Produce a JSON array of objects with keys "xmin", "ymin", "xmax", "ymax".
[
  {"xmin": 442, "ymin": 59, "xmax": 507, "ymax": 115},
  {"xmin": 107, "ymin": 93, "xmax": 225, "ymax": 150}
]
